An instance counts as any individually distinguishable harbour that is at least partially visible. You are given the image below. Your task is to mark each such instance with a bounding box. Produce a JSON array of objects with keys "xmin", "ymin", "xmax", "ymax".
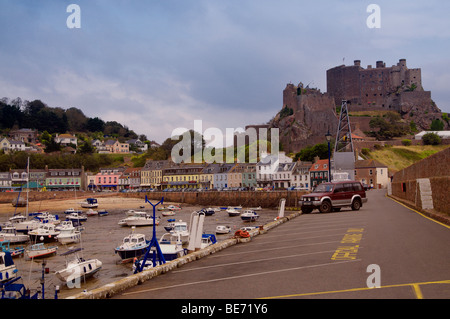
[{"xmin": 0, "ymin": 193, "xmax": 283, "ymax": 299}]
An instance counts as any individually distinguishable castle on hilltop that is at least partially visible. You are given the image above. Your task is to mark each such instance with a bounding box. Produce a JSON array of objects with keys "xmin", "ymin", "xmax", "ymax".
[
  {"xmin": 265, "ymin": 58, "xmax": 447, "ymax": 153},
  {"xmin": 326, "ymin": 58, "xmax": 445, "ymax": 131}
]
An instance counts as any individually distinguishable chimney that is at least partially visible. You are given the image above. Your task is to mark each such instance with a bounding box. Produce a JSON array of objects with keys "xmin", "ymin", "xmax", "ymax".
[
  {"xmin": 354, "ymin": 60, "xmax": 361, "ymax": 67},
  {"xmin": 376, "ymin": 61, "xmax": 385, "ymax": 68}
]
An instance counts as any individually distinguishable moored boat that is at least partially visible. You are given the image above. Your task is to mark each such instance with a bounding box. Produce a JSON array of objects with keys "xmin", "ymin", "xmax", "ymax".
[
  {"xmin": 0, "ymin": 225, "xmax": 29, "ymax": 244},
  {"xmin": 114, "ymin": 228, "xmax": 149, "ymax": 261},
  {"xmin": 55, "ymin": 248, "xmax": 102, "ymax": 286},
  {"xmin": 28, "ymin": 223, "xmax": 60, "ymax": 243},
  {"xmin": 227, "ymin": 208, "xmax": 240, "ymax": 217},
  {"xmin": 0, "ymin": 250, "xmax": 18, "ymax": 283},
  {"xmin": 240, "ymin": 210, "xmax": 259, "ymax": 222},
  {"xmin": 215, "ymin": 225, "xmax": 231, "ymax": 234},
  {"xmin": 25, "ymin": 243, "xmax": 58, "ymax": 259}
]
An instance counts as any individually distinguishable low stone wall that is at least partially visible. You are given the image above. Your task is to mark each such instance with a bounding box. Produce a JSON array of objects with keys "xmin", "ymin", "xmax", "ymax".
[
  {"xmin": 391, "ymin": 147, "xmax": 450, "ymax": 216},
  {"xmin": 120, "ymin": 190, "xmax": 306, "ymax": 209},
  {"xmin": 68, "ymin": 211, "xmax": 301, "ymax": 299}
]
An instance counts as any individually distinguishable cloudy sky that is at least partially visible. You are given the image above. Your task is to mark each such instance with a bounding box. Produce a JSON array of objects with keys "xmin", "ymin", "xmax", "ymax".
[{"xmin": 1, "ymin": 0, "xmax": 449, "ymax": 144}]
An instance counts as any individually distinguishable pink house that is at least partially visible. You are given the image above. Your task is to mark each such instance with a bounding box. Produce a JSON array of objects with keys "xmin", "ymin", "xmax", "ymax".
[{"xmin": 95, "ymin": 167, "xmax": 125, "ymax": 191}]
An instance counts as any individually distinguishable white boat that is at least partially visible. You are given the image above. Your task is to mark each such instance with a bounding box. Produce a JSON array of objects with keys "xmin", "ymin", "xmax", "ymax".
[
  {"xmin": 66, "ymin": 212, "xmax": 88, "ymax": 223},
  {"xmin": 98, "ymin": 210, "xmax": 109, "ymax": 217},
  {"xmin": 35, "ymin": 212, "xmax": 60, "ymax": 225},
  {"xmin": 25, "ymin": 243, "xmax": 58, "ymax": 259},
  {"xmin": 118, "ymin": 212, "xmax": 160, "ymax": 227},
  {"xmin": 0, "ymin": 225, "xmax": 29, "ymax": 244},
  {"xmin": 201, "ymin": 234, "xmax": 217, "ymax": 249},
  {"xmin": 240, "ymin": 210, "xmax": 259, "ymax": 222},
  {"xmin": 114, "ymin": 228, "xmax": 149, "ymax": 261},
  {"xmin": 55, "ymin": 248, "xmax": 102, "ymax": 286},
  {"xmin": 227, "ymin": 208, "xmax": 241, "ymax": 217},
  {"xmin": 161, "ymin": 210, "xmax": 176, "ymax": 217},
  {"xmin": 0, "ymin": 250, "xmax": 18, "ymax": 283},
  {"xmin": 166, "ymin": 205, "xmax": 181, "ymax": 211},
  {"xmin": 133, "ymin": 233, "xmax": 186, "ymax": 271},
  {"xmin": 80, "ymin": 198, "xmax": 98, "ymax": 208},
  {"xmin": 169, "ymin": 220, "xmax": 189, "ymax": 244},
  {"xmin": 85, "ymin": 209, "xmax": 98, "ymax": 216},
  {"xmin": 125, "ymin": 209, "xmax": 145, "ymax": 216},
  {"xmin": 215, "ymin": 225, "xmax": 231, "ymax": 234},
  {"xmin": 64, "ymin": 208, "xmax": 83, "ymax": 215},
  {"xmin": 55, "ymin": 221, "xmax": 81, "ymax": 245},
  {"xmin": 10, "ymin": 217, "xmax": 40, "ymax": 233},
  {"xmin": 164, "ymin": 219, "xmax": 177, "ymax": 231},
  {"xmin": 249, "ymin": 206, "xmax": 262, "ymax": 211},
  {"xmin": 27, "ymin": 223, "xmax": 60, "ymax": 243}
]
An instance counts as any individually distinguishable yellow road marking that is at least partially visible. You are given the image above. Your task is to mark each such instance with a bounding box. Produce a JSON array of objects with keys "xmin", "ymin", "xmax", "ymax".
[{"xmin": 260, "ymin": 279, "xmax": 450, "ymax": 299}]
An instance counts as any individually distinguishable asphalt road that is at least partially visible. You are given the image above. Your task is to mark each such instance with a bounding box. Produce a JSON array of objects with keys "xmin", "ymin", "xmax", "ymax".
[{"xmin": 112, "ymin": 189, "xmax": 450, "ymax": 300}]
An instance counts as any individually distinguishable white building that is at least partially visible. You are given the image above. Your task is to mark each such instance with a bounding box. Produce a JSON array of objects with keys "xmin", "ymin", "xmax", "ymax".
[
  {"xmin": 414, "ymin": 131, "xmax": 450, "ymax": 140},
  {"xmin": 291, "ymin": 161, "xmax": 312, "ymax": 190},
  {"xmin": 256, "ymin": 152, "xmax": 292, "ymax": 188}
]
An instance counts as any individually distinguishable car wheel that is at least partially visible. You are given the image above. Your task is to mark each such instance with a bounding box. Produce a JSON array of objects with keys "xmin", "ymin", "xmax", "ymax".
[
  {"xmin": 351, "ymin": 199, "xmax": 361, "ymax": 211},
  {"xmin": 319, "ymin": 200, "xmax": 332, "ymax": 213},
  {"xmin": 301, "ymin": 207, "xmax": 313, "ymax": 214}
]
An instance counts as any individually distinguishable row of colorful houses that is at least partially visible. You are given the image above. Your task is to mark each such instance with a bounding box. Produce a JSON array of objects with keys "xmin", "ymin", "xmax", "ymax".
[{"xmin": 0, "ymin": 152, "xmax": 390, "ymax": 192}]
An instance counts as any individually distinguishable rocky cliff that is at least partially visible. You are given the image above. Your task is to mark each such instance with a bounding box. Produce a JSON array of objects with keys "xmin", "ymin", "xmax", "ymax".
[{"xmin": 268, "ymin": 83, "xmax": 338, "ymax": 154}]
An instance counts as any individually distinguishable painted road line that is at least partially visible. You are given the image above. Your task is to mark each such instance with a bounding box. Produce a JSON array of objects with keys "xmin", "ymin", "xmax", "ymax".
[
  {"xmin": 260, "ymin": 279, "xmax": 450, "ymax": 299},
  {"xmin": 173, "ymin": 250, "xmax": 337, "ymax": 274},
  {"xmin": 208, "ymin": 240, "xmax": 342, "ymax": 259},
  {"xmin": 121, "ymin": 259, "xmax": 362, "ymax": 296}
]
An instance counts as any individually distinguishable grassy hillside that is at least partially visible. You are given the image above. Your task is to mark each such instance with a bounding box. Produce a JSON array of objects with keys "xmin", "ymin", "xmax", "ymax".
[{"xmin": 366, "ymin": 145, "xmax": 449, "ymax": 173}]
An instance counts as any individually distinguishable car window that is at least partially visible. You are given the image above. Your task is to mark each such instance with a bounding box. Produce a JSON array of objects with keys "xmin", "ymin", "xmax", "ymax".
[
  {"xmin": 315, "ymin": 184, "xmax": 334, "ymax": 192},
  {"xmin": 334, "ymin": 184, "xmax": 344, "ymax": 193},
  {"xmin": 353, "ymin": 183, "xmax": 363, "ymax": 191},
  {"xmin": 343, "ymin": 183, "xmax": 353, "ymax": 192}
]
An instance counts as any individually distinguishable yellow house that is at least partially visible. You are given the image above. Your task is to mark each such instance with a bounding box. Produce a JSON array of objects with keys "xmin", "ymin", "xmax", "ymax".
[
  {"xmin": 141, "ymin": 160, "xmax": 170, "ymax": 190},
  {"xmin": 162, "ymin": 163, "xmax": 204, "ymax": 189}
]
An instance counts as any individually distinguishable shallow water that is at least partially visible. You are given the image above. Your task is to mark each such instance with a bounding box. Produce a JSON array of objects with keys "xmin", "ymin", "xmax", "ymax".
[{"xmin": 6, "ymin": 203, "xmax": 280, "ymax": 299}]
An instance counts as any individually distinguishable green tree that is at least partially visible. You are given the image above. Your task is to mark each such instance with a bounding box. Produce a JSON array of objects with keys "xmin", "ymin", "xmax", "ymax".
[
  {"xmin": 422, "ymin": 132, "xmax": 441, "ymax": 145},
  {"xmin": 430, "ymin": 119, "xmax": 444, "ymax": 131}
]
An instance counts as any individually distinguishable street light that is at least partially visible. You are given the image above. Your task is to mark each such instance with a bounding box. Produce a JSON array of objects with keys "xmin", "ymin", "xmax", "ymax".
[{"xmin": 325, "ymin": 130, "xmax": 332, "ymax": 182}]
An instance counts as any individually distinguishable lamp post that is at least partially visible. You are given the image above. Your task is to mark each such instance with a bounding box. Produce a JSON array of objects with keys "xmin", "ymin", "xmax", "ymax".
[{"xmin": 326, "ymin": 130, "xmax": 332, "ymax": 182}]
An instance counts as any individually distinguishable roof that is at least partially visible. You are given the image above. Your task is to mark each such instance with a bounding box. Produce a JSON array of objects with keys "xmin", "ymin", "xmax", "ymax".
[{"xmin": 309, "ymin": 159, "xmax": 329, "ymax": 172}]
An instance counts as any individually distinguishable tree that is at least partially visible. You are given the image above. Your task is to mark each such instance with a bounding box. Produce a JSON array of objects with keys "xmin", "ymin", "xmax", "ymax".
[
  {"xmin": 294, "ymin": 143, "xmax": 330, "ymax": 162},
  {"xmin": 422, "ymin": 132, "xmax": 441, "ymax": 145},
  {"xmin": 430, "ymin": 119, "xmax": 444, "ymax": 131}
]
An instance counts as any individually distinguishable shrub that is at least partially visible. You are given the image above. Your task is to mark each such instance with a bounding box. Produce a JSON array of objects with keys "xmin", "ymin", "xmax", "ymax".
[
  {"xmin": 401, "ymin": 139, "xmax": 411, "ymax": 146},
  {"xmin": 422, "ymin": 132, "xmax": 442, "ymax": 145}
]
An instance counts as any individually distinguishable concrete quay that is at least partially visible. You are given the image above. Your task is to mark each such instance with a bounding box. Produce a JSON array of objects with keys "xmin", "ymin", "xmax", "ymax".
[{"xmin": 67, "ymin": 210, "xmax": 302, "ymax": 299}]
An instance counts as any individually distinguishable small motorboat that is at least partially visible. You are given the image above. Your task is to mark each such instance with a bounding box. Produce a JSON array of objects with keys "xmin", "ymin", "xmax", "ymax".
[
  {"xmin": 198, "ymin": 208, "xmax": 216, "ymax": 216},
  {"xmin": 248, "ymin": 206, "xmax": 262, "ymax": 211},
  {"xmin": 0, "ymin": 241, "xmax": 25, "ymax": 258},
  {"xmin": 66, "ymin": 212, "xmax": 88, "ymax": 223},
  {"xmin": 118, "ymin": 212, "xmax": 160, "ymax": 227},
  {"xmin": 166, "ymin": 205, "xmax": 181, "ymax": 211},
  {"xmin": 114, "ymin": 228, "xmax": 150, "ymax": 261},
  {"xmin": 227, "ymin": 208, "xmax": 240, "ymax": 217},
  {"xmin": 55, "ymin": 248, "xmax": 102, "ymax": 286},
  {"xmin": 98, "ymin": 210, "xmax": 109, "ymax": 217},
  {"xmin": 55, "ymin": 221, "xmax": 81, "ymax": 245},
  {"xmin": 216, "ymin": 225, "xmax": 231, "ymax": 234},
  {"xmin": 161, "ymin": 210, "xmax": 176, "ymax": 217},
  {"xmin": 201, "ymin": 234, "xmax": 217, "ymax": 249},
  {"xmin": 80, "ymin": 198, "xmax": 98, "ymax": 209},
  {"xmin": 0, "ymin": 250, "xmax": 18, "ymax": 283},
  {"xmin": 0, "ymin": 225, "xmax": 29, "ymax": 244},
  {"xmin": 169, "ymin": 220, "xmax": 189, "ymax": 244},
  {"xmin": 35, "ymin": 212, "xmax": 60, "ymax": 225},
  {"xmin": 164, "ymin": 219, "xmax": 176, "ymax": 232},
  {"xmin": 85, "ymin": 209, "xmax": 98, "ymax": 217},
  {"xmin": 25, "ymin": 243, "xmax": 58, "ymax": 259},
  {"xmin": 27, "ymin": 223, "xmax": 60, "ymax": 243},
  {"xmin": 64, "ymin": 208, "xmax": 83, "ymax": 215},
  {"xmin": 240, "ymin": 210, "xmax": 259, "ymax": 222}
]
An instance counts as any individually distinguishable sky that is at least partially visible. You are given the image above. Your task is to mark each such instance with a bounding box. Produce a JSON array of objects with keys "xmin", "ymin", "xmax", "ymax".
[{"xmin": 1, "ymin": 0, "xmax": 449, "ymax": 145}]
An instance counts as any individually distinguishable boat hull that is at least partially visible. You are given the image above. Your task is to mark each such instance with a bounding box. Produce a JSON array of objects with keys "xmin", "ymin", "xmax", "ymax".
[
  {"xmin": 115, "ymin": 246, "xmax": 149, "ymax": 260},
  {"xmin": 55, "ymin": 259, "xmax": 102, "ymax": 285}
]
